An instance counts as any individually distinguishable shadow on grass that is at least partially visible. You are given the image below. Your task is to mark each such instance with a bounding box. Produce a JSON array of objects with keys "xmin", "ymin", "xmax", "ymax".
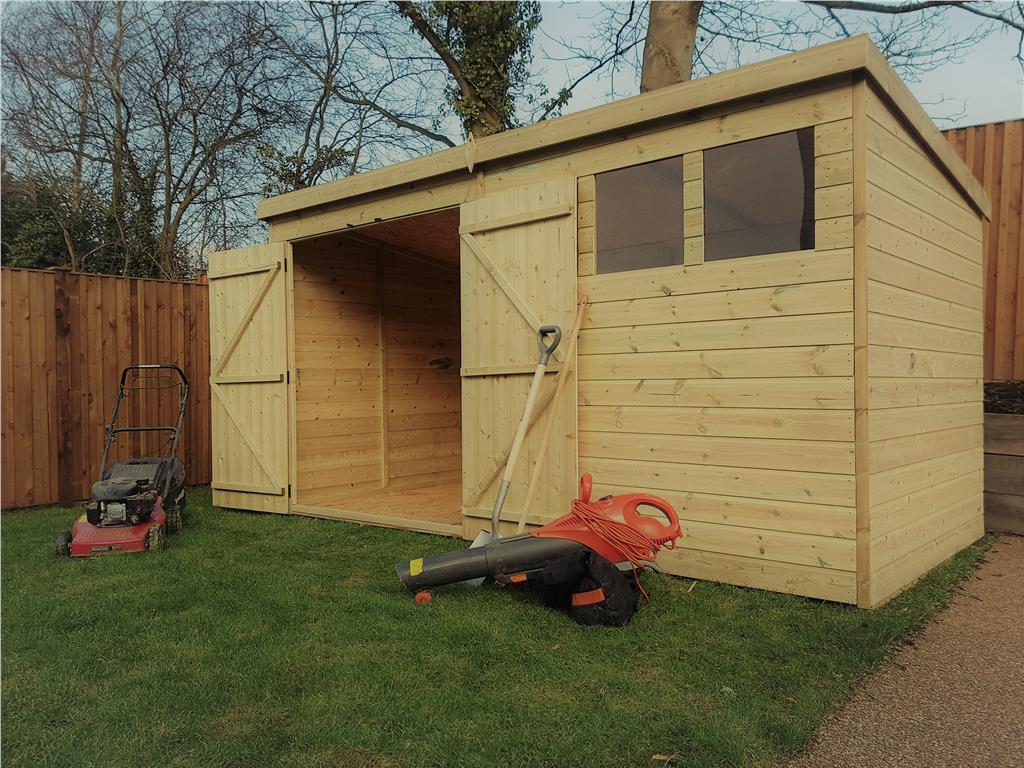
[{"xmin": 1, "ymin": 488, "xmax": 990, "ymax": 768}]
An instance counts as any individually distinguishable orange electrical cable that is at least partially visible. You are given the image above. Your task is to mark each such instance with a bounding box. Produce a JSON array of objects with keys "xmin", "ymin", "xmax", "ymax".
[{"xmin": 564, "ymin": 499, "xmax": 677, "ymax": 603}]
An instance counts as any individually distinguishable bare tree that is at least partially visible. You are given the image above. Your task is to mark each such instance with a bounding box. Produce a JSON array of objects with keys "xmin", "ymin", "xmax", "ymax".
[
  {"xmin": 257, "ymin": 1, "xmax": 371, "ymax": 193},
  {"xmin": 6, "ymin": 0, "xmax": 1020, "ymax": 276},
  {"xmin": 3, "ymin": 0, "xmax": 469, "ymax": 270},
  {"xmin": 540, "ymin": 0, "xmax": 1022, "ymax": 109},
  {"xmin": 256, "ymin": 0, "xmax": 457, "ymax": 196},
  {"xmin": 641, "ymin": 1, "xmax": 703, "ymax": 90},
  {"xmin": 3, "ymin": 1, "xmax": 289, "ymax": 277},
  {"xmin": 2, "ymin": 2, "xmax": 108, "ymax": 270}
]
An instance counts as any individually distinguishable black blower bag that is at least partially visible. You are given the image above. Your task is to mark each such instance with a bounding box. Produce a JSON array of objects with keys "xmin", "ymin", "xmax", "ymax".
[{"xmin": 531, "ymin": 550, "xmax": 640, "ymax": 627}]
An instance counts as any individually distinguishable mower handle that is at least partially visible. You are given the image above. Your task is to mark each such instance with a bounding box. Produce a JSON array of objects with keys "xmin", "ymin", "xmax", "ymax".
[
  {"xmin": 119, "ymin": 364, "xmax": 189, "ymax": 389},
  {"xmin": 537, "ymin": 326, "xmax": 561, "ymax": 366},
  {"xmin": 100, "ymin": 364, "xmax": 190, "ymax": 494}
]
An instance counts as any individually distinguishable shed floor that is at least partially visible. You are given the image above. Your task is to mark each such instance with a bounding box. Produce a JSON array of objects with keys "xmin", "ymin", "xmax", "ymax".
[{"xmin": 299, "ymin": 482, "xmax": 463, "ymax": 527}]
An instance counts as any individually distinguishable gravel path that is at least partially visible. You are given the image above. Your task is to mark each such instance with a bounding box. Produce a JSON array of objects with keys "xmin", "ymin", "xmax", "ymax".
[{"xmin": 788, "ymin": 535, "xmax": 1024, "ymax": 768}]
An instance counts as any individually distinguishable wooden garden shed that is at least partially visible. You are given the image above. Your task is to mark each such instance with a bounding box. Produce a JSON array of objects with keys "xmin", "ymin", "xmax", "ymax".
[{"xmin": 208, "ymin": 35, "xmax": 990, "ymax": 608}]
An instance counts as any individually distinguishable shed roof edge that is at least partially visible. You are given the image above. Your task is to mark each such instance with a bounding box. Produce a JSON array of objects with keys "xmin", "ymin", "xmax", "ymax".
[{"xmin": 258, "ymin": 35, "xmax": 990, "ymax": 222}]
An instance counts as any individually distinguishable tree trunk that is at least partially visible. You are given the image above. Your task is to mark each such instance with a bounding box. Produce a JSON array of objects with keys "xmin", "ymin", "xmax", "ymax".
[
  {"xmin": 71, "ymin": 9, "xmax": 100, "ymax": 212},
  {"xmin": 393, "ymin": 1, "xmax": 504, "ymax": 138},
  {"xmin": 640, "ymin": 1, "xmax": 703, "ymax": 92},
  {"xmin": 109, "ymin": 2, "xmax": 129, "ymax": 273}
]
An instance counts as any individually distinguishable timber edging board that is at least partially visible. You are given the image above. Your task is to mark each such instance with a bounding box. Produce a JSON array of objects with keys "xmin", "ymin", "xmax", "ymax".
[{"xmin": 984, "ymin": 413, "xmax": 1024, "ymax": 534}]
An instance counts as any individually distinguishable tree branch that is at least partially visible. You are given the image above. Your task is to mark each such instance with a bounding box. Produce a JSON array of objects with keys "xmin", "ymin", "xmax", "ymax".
[
  {"xmin": 393, "ymin": 1, "xmax": 476, "ymax": 107},
  {"xmin": 537, "ymin": 2, "xmax": 643, "ymax": 121},
  {"xmin": 806, "ymin": 1, "xmax": 1024, "ymax": 33},
  {"xmin": 262, "ymin": 13, "xmax": 456, "ymax": 148}
]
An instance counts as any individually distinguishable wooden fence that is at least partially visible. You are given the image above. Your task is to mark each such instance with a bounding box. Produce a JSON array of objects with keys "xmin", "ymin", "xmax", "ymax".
[
  {"xmin": 1, "ymin": 268, "xmax": 210, "ymax": 508},
  {"xmin": 944, "ymin": 119, "xmax": 1024, "ymax": 381}
]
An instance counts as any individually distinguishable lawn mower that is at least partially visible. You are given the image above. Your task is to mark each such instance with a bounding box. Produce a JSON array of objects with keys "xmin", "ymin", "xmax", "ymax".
[
  {"xmin": 55, "ymin": 364, "xmax": 189, "ymax": 557},
  {"xmin": 396, "ymin": 474, "xmax": 683, "ymax": 625}
]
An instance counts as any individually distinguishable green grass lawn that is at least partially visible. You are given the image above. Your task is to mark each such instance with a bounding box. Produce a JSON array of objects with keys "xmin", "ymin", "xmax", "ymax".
[{"xmin": 2, "ymin": 489, "xmax": 987, "ymax": 768}]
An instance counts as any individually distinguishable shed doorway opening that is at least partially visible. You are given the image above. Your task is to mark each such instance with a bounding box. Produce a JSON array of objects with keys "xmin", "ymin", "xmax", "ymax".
[{"xmin": 291, "ymin": 208, "xmax": 462, "ymax": 534}]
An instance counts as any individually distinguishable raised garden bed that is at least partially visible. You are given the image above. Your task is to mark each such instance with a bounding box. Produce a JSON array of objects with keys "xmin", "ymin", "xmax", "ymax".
[{"xmin": 984, "ymin": 381, "xmax": 1024, "ymax": 534}]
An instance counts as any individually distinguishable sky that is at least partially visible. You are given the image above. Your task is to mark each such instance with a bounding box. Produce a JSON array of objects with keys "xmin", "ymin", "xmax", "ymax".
[
  {"xmin": 911, "ymin": 21, "xmax": 1023, "ymax": 127},
  {"xmin": 534, "ymin": 1, "xmax": 1024, "ymax": 129}
]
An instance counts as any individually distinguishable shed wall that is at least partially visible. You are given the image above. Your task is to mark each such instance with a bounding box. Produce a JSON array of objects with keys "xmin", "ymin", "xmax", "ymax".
[
  {"xmin": 266, "ymin": 70, "xmax": 987, "ymax": 605},
  {"xmin": 292, "ymin": 240, "xmax": 461, "ymax": 507},
  {"xmin": 864, "ymin": 86, "xmax": 985, "ymax": 606},
  {"xmin": 575, "ymin": 88, "xmax": 859, "ymax": 603}
]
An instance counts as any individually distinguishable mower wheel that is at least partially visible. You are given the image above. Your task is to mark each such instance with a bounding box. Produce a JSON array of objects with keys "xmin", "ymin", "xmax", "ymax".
[
  {"xmin": 166, "ymin": 505, "xmax": 184, "ymax": 534},
  {"xmin": 54, "ymin": 531, "xmax": 72, "ymax": 558},
  {"xmin": 146, "ymin": 524, "xmax": 167, "ymax": 552}
]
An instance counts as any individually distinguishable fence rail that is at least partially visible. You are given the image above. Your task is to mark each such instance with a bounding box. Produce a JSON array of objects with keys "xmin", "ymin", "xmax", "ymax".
[
  {"xmin": 944, "ymin": 119, "xmax": 1024, "ymax": 381},
  {"xmin": 1, "ymin": 267, "xmax": 210, "ymax": 508}
]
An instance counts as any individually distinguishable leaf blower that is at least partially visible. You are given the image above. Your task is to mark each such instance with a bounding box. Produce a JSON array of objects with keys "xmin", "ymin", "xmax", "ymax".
[{"xmin": 395, "ymin": 474, "xmax": 683, "ymax": 625}]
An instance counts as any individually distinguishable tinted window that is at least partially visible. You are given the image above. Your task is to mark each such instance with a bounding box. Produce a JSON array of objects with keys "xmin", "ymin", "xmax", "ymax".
[
  {"xmin": 704, "ymin": 129, "xmax": 815, "ymax": 260},
  {"xmin": 596, "ymin": 157, "xmax": 684, "ymax": 274}
]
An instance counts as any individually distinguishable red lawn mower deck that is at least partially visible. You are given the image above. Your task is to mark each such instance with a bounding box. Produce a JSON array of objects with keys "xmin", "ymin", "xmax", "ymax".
[
  {"xmin": 55, "ymin": 364, "xmax": 189, "ymax": 559},
  {"xmin": 68, "ymin": 506, "xmax": 168, "ymax": 556}
]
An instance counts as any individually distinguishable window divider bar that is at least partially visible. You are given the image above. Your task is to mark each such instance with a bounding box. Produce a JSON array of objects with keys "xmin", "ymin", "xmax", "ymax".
[{"xmin": 683, "ymin": 151, "xmax": 705, "ymax": 266}]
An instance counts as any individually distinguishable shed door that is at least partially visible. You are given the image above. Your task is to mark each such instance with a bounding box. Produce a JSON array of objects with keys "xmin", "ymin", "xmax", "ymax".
[
  {"xmin": 208, "ymin": 243, "xmax": 290, "ymax": 513},
  {"xmin": 460, "ymin": 177, "xmax": 577, "ymax": 530}
]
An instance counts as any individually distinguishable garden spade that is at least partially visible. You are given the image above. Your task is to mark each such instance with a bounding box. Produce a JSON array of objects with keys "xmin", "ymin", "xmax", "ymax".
[{"xmin": 466, "ymin": 325, "xmax": 562, "ymax": 579}]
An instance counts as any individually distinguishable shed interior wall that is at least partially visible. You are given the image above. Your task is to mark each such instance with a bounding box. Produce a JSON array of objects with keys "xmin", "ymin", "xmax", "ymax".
[
  {"xmin": 864, "ymin": 86, "xmax": 985, "ymax": 606},
  {"xmin": 291, "ymin": 221, "xmax": 462, "ymax": 528}
]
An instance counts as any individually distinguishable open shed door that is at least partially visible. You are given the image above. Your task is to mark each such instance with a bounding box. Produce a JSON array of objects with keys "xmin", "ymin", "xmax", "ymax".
[
  {"xmin": 460, "ymin": 178, "xmax": 577, "ymax": 533},
  {"xmin": 208, "ymin": 243, "xmax": 290, "ymax": 513}
]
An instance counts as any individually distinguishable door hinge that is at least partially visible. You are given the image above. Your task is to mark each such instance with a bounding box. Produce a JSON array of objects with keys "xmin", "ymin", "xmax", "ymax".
[
  {"xmin": 288, "ymin": 483, "xmax": 292, "ymax": 497},
  {"xmin": 286, "ymin": 370, "xmax": 291, "ymax": 384}
]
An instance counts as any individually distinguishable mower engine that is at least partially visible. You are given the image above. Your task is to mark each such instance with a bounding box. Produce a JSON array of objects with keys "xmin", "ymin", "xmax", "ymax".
[{"xmin": 86, "ymin": 457, "xmax": 184, "ymax": 527}]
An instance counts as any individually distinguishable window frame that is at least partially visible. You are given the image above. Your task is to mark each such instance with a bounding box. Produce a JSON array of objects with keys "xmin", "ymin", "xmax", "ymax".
[
  {"xmin": 582, "ymin": 124, "xmax": 830, "ymax": 278},
  {"xmin": 592, "ymin": 155, "xmax": 686, "ymax": 276},
  {"xmin": 701, "ymin": 127, "xmax": 817, "ymax": 263}
]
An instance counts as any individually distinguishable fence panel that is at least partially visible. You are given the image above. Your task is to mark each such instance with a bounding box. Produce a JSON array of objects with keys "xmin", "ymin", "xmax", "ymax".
[
  {"xmin": 944, "ymin": 119, "xmax": 1024, "ymax": 381},
  {"xmin": 1, "ymin": 268, "xmax": 210, "ymax": 508}
]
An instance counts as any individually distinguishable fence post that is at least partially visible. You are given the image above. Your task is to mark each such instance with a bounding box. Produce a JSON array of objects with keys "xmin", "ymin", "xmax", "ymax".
[{"xmin": 53, "ymin": 269, "xmax": 75, "ymax": 507}]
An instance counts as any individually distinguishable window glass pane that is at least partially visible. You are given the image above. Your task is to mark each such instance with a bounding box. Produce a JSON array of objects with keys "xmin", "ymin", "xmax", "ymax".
[
  {"xmin": 704, "ymin": 128, "xmax": 815, "ymax": 261},
  {"xmin": 596, "ymin": 157, "xmax": 684, "ymax": 274}
]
